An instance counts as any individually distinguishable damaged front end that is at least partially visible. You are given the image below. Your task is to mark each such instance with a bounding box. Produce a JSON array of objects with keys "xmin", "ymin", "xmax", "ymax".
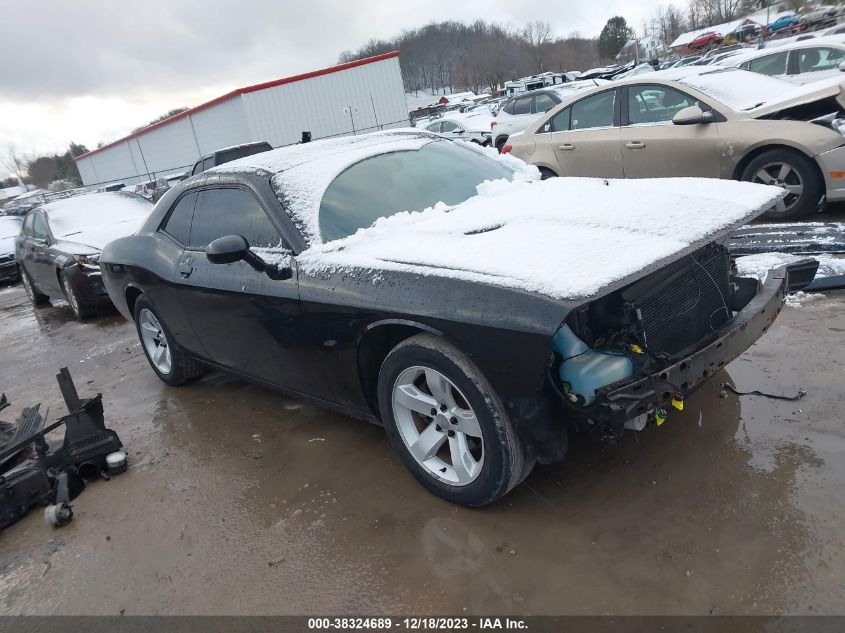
[{"xmin": 548, "ymin": 244, "xmax": 817, "ymax": 443}]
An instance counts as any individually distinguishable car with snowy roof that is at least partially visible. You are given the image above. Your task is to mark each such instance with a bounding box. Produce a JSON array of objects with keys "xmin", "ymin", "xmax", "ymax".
[
  {"xmin": 505, "ymin": 67, "xmax": 845, "ymax": 220},
  {"xmin": 491, "ymin": 81, "xmax": 607, "ymax": 151},
  {"xmin": 422, "ymin": 113, "xmax": 493, "ymax": 145},
  {"xmin": 99, "ymin": 130, "xmax": 813, "ymax": 506},
  {"xmin": 16, "ymin": 192, "xmax": 153, "ymax": 319},
  {"xmin": 0, "ymin": 215, "xmax": 23, "ymax": 284},
  {"xmin": 717, "ymin": 35, "xmax": 845, "ymax": 85}
]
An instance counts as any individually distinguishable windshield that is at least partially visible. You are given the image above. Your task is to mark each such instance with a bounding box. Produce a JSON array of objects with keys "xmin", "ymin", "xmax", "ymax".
[
  {"xmin": 47, "ymin": 192, "xmax": 152, "ymax": 238},
  {"xmin": 0, "ymin": 217, "xmax": 23, "ymax": 239},
  {"xmin": 318, "ymin": 141, "xmax": 514, "ymax": 243}
]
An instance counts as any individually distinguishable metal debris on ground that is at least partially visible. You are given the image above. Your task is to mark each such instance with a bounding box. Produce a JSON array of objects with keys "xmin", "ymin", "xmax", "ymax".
[{"xmin": 0, "ymin": 368, "xmax": 126, "ymax": 530}]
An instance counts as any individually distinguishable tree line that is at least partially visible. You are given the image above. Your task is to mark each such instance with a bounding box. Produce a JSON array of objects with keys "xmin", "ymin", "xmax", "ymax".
[
  {"xmin": 338, "ymin": 2, "xmax": 809, "ymax": 96},
  {"xmin": 338, "ymin": 20, "xmax": 603, "ymax": 96},
  {"xmin": 2, "ymin": 142, "xmax": 88, "ymax": 191}
]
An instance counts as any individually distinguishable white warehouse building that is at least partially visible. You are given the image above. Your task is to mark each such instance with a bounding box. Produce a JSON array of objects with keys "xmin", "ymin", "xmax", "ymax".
[{"xmin": 74, "ymin": 51, "xmax": 409, "ymax": 188}]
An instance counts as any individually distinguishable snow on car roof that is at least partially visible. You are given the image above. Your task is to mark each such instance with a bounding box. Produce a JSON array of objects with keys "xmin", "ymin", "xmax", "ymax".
[
  {"xmin": 297, "ymin": 176, "xmax": 783, "ymax": 301},
  {"xmin": 214, "ymin": 130, "xmax": 440, "ymax": 241},
  {"xmin": 42, "ymin": 191, "xmax": 152, "ymax": 239}
]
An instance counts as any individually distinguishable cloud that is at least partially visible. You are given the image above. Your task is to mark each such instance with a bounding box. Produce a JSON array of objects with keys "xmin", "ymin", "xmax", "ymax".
[{"xmin": 1, "ymin": 0, "xmax": 677, "ymax": 158}]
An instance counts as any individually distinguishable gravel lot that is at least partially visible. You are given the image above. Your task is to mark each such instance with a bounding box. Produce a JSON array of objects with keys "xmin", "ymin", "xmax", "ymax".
[{"xmin": 0, "ymin": 283, "xmax": 843, "ymax": 615}]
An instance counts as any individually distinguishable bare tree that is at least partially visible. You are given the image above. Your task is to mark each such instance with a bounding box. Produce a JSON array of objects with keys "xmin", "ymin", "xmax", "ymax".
[
  {"xmin": 3, "ymin": 146, "xmax": 29, "ymax": 190},
  {"xmin": 523, "ymin": 20, "xmax": 552, "ymax": 72}
]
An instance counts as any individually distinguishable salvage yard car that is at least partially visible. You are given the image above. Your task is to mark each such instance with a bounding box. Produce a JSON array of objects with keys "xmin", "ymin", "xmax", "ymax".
[
  {"xmin": 505, "ymin": 67, "xmax": 845, "ymax": 220},
  {"xmin": 0, "ymin": 216, "xmax": 23, "ymax": 284},
  {"xmin": 100, "ymin": 130, "xmax": 809, "ymax": 506},
  {"xmin": 16, "ymin": 192, "xmax": 153, "ymax": 319}
]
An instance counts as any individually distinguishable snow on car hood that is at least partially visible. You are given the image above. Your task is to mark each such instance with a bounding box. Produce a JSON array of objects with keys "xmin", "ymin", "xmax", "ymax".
[
  {"xmin": 45, "ymin": 192, "xmax": 152, "ymax": 251},
  {"xmin": 298, "ymin": 177, "xmax": 784, "ymax": 301}
]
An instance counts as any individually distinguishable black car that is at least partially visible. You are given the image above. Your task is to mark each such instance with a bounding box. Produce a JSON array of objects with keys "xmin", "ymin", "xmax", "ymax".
[
  {"xmin": 100, "ymin": 131, "xmax": 805, "ymax": 506},
  {"xmin": 189, "ymin": 141, "xmax": 273, "ymax": 177},
  {"xmin": 0, "ymin": 216, "xmax": 24, "ymax": 284},
  {"xmin": 16, "ymin": 192, "xmax": 152, "ymax": 319}
]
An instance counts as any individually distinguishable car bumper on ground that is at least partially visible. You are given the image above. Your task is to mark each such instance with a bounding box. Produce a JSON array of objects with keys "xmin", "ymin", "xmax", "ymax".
[
  {"xmin": 588, "ymin": 263, "xmax": 802, "ymax": 439},
  {"xmin": 816, "ymin": 145, "xmax": 845, "ymax": 201}
]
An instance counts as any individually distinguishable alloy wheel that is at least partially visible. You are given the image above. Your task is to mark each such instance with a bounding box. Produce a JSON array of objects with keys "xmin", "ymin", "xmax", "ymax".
[
  {"xmin": 752, "ymin": 161, "xmax": 804, "ymax": 213},
  {"xmin": 138, "ymin": 308, "xmax": 172, "ymax": 375},
  {"xmin": 391, "ymin": 366, "xmax": 484, "ymax": 486},
  {"xmin": 61, "ymin": 275, "xmax": 80, "ymax": 316}
]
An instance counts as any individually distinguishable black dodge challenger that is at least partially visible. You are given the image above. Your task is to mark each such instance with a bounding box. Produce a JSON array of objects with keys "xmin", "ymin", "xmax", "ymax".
[{"xmin": 100, "ymin": 130, "xmax": 810, "ymax": 506}]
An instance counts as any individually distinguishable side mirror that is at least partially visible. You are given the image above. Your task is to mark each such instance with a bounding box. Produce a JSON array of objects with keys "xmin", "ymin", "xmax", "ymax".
[
  {"xmin": 838, "ymin": 60, "xmax": 845, "ymax": 72},
  {"xmin": 205, "ymin": 234, "xmax": 293, "ymax": 281},
  {"xmin": 206, "ymin": 234, "xmax": 248, "ymax": 264},
  {"xmin": 672, "ymin": 105, "xmax": 713, "ymax": 125}
]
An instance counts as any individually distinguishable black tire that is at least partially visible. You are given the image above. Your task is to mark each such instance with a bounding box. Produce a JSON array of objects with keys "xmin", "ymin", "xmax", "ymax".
[
  {"xmin": 495, "ymin": 136, "xmax": 508, "ymax": 152},
  {"xmin": 60, "ymin": 271, "xmax": 96, "ymax": 320},
  {"xmin": 538, "ymin": 167, "xmax": 558, "ymax": 180},
  {"xmin": 20, "ymin": 266, "xmax": 50, "ymax": 307},
  {"xmin": 133, "ymin": 294, "xmax": 205, "ymax": 386},
  {"xmin": 741, "ymin": 149, "xmax": 822, "ymax": 221},
  {"xmin": 377, "ymin": 334, "xmax": 534, "ymax": 507}
]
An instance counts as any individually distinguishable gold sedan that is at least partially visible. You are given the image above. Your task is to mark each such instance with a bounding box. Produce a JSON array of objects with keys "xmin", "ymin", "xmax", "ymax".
[{"xmin": 505, "ymin": 67, "xmax": 845, "ymax": 220}]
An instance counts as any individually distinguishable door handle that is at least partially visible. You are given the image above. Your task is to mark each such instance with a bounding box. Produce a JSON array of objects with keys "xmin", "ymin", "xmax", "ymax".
[
  {"xmin": 625, "ymin": 141, "xmax": 646, "ymax": 149},
  {"xmin": 178, "ymin": 263, "xmax": 193, "ymax": 278},
  {"xmin": 558, "ymin": 143, "xmax": 575, "ymax": 151}
]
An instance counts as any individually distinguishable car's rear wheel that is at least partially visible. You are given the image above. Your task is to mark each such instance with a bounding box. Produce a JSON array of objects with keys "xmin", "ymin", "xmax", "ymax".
[
  {"xmin": 60, "ymin": 271, "xmax": 95, "ymax": 320},
  {"xmin": 20, "ymin": 267, "xmax": 49, "ymax": 307},
  {"xmin": 741, "ymin": 149, "xmax": 822, "ymax": 220},
  {"xmin": 538, "ymin": 167, "xmax": 558, "ymax": 180},
  {"xmin": 495, "ymin": 137, "xmax": 508, "ymax": 152},
  {"xmin": 133, "ymin": 295, "xmax": 205, "ymax": 386},
  {"xmin": 377, "ymin": 334, "xmax": 534, "ymax": 506}
]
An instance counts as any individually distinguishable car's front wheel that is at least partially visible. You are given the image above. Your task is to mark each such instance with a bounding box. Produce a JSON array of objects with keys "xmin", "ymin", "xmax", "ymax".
[
  {"xmin": 61, "ymin": 271, "xmax": 96, "ymax": 320},
  {"xmin": 741, "ymin": 149, "xmax": 822, "ymax": 220},
  {"xmin": 20, "ymin": 267, "xmax": 50, "ymax": 307},
  {"xmin": 133, "ymin": 295, "xmax": 205, "ymax": 386},
  {"xmin": 377, "ymin": 334, "xmax": 534, "ymax": 506}
]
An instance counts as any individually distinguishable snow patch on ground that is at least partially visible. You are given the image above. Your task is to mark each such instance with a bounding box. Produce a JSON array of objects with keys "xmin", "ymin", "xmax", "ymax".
[{"xmin": 298, "ymin": 177, "xmax": 783, "ymax": 300}]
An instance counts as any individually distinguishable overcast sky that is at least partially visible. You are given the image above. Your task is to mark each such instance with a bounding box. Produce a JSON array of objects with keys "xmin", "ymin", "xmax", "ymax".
[{"xmin": 1, "ymin": 0, "xmax": 682, "ymax": 173}]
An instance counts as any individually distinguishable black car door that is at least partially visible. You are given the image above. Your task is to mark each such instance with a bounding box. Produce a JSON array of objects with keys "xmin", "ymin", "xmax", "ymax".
[
  {"xmin": 175, "ymin": 186, "xmax": 314, "ymax": 393},
  {"xmin": 23, "ymin": 211, "xmax": 59, "ymax": 295}
]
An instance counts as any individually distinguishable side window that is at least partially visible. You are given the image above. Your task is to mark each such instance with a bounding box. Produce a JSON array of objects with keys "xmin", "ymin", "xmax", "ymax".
[
  {"xmin": 549, "ymin": 107, "xmax": 571, "ymax": 132},
  {"xmin": 627, "ymin": 85, "xmax": 696, "ymax": 125},
  {"xmin": 202, "ymin": 157, "xmax": 215, "ymax": 171},
  {"xmin": 191, "ymin": 161, "xmax": 202, "ymax": 176},
  {"xmin": 570, "ymin": 91, "xmax": 617, "ymax": 131},
  {"xmin": 747, "ymin": 51, "xmax": 788, "ymax": 75},
  {"xmin": 32, "ymin": 213, "xmax": 49, "ymax": 240},
  {"xmin": 533, "ymin": 93, "xmax": 557, "ymax": 114},
  {"xmin": 798, "ymin": 47, "xmax": 845, "ymax": 73},
  {"xmin": 189, "ymin": 188, "xmax": 280, "ymax": 249},
  {"xmin": 512, "ymin": 97, "xmax": 532, "ymax": 115},
  {"xmin": 502, "ymin": 100, "xmax": 516, "ymax": 115},
  {"xmin": 162, "ymin": 192, "xmax": 198, "ymax": 244},
  {"xmin": 22, "ymin": 214, "xmax": 34, "ymax": 237},
  {"xmin": 425, "ymin": 122, "xmax": 441, "ymax": 133},
  {"xmin": 440, "ymin": 120, "xmax": 459, "ymax": 133}
]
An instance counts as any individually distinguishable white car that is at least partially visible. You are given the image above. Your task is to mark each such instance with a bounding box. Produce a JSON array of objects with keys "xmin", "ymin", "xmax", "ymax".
[
  {"xmin": 423, "ymin": 113, "xmax": 494, "ymax": 146},
  {"xmin": 721, "ymin": 35, "xmax": 845, "ymax": 84},
  {"xmin": 491, "ymin": 80, "xmax": 606, "ymax": 151}
]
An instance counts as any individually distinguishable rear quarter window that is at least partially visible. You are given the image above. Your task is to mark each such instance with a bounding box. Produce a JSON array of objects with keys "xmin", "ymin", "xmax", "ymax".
[{"xmin": 162, "ymin": 192, "xmax": 198, "ymax": 244}]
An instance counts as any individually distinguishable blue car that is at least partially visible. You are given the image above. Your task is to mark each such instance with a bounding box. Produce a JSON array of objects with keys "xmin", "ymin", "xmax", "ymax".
[{"xmin": 768, "ymin": 14, "xmax": 800, "ymax": 31}]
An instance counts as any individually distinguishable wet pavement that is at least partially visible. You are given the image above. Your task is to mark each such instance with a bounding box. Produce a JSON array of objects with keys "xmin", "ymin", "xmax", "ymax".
[{"xmin": 0, "ymin": 283, "xmax": 843, "ymax": 615}]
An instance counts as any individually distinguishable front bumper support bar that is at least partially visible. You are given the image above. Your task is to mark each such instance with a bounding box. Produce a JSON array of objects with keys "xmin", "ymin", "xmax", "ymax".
[{"xmin": 589, "ymin": 264, "xmax": 800, "ymax": 438}]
